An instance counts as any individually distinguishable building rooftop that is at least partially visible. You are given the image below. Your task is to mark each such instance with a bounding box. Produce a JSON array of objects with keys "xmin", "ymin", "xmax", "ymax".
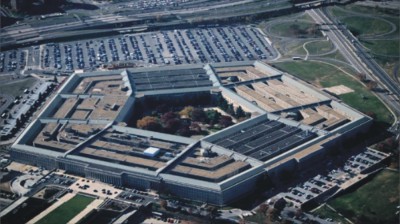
[{"xmin": 12, "ymin": 61, "xmax": 371, "ymax": 190}]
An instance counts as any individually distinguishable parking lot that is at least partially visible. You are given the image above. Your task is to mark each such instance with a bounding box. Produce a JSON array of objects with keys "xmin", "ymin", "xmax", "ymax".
[
  {"xmin": 35, "ymin": 26, "xmax": 275, "ymax": 72},
  {"xmin": 0, "ymin": 50, "xmax": 27, "ymax": 74},
  {"xmin": 118, "ymin": 188, "xmax": 158, "ymax": 205},
  {"xmin": 273, "ymin": 148, "xmax": 390, "ymax": 207},
  {"xmin": 1, "ymin": 26, "xmax": 276, "ymax": 75},
  {"xmin": 69, "ymin": 177, "xmax": 123, "ymax": 199},
  {"xmin": 0, "ymin": 81, "xmax": 55, "ymax": 141}
]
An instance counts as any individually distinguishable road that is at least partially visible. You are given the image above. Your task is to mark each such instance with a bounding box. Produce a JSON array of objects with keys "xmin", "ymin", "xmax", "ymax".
[
  {"xmin": 0, "ymin": 0, "xmax": 290, "ymax": 49},
  {"xmin": 307, "ymin": 8, "xmax": 400, "ymax": 119}
]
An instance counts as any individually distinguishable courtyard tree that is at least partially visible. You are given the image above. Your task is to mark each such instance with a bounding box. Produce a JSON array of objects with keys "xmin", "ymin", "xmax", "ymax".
[
  {"xmin": 205, "ymin": 109, "xmax": 221, "ymax": 125},
  {"xmin": 161, "ymin": 111, "xmax": 177, "ymax": 125},
  {"xmin": 164, "ymin": 118, "xmax": 181, "ymax": 134},
  {"xmin": 179, "ymin": 106, "xmax": 194, "ymax": 118},
  {"xmin": 177, "ymin": 125, "xmax": 191, "ymax": 137},
  {"xmin": 219, "ymin": 115, "xmax": 233, "ymax": 128},
  {"xmin": 191, "ymin": 108, "xmax": 207, "ymax": 122},
  {"xmin": 136, "ymin": 116, "xmax": 162, "ymax": 131},
  {"xmin": 235, "ymin": 106, "xmax": 245, "ymax": 118}
]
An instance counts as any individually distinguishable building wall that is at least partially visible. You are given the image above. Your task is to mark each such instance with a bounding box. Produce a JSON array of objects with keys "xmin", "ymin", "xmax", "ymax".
[
  {"xmin": 164, "ymin": 182, "xmax": 223, "ymax": 205},
  {"xmin": 11, "ymin": 149, "xmax": 58, "ymax": 170},
  {"xmin": 220, "ymin": 169, "xmax": 264, "ymax": 205}
]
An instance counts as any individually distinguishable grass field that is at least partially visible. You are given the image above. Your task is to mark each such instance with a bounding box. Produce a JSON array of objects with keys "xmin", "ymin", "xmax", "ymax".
[
  {"xmin": 341, "ymin": 16, "xmax": 392, "ymax": 36},
  {"xmin": 0, "ymin": 77, "xmax": 38, "ymax": 97},
  {"xmin": 362, "ymin": 39, "xmax": 400, "ymax": 57},
  {"xmin": 329, "ymin": 4, "xmax": 399, "ymax": 80},
  {"xmin": 305, "ymin": 40, "xmax": 334, "ymax": 55},
  {"xmin": 312, "ymin": 204, "xmax": 351, "ymax": 224},
  {"xmin": 273, "ymin": 61, "xmax": 393, "ymax": 124},
  {"xmin": 269, "ymin": 21, "xmax": 322, "ymax": 38},
  {"xmin": 329, "ymin": 170, "xmax": 399, "ymax": 224},
  {"xmin": 36, "ymin": 195, "xmax": 94, "ymax": 224}
]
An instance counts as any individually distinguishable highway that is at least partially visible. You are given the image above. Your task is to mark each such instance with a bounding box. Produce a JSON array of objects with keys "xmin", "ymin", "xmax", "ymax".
[
  {"xmin": 308, "ymin": 8, "xmax": 400, "ymax": 118},
  {"xmin": 0, "ymin": 0, "xmax": 291, "ymax": 49}
]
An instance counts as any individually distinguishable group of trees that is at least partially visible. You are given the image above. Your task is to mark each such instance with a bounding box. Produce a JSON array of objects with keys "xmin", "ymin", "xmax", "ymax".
[
  {"xmin": 215, "ymin": 94, "xmax": 250, "ymax": 120},
  {"xmin": 136, "ymin": 94, "xmax": 250, "ymax": 136},
  {"xmin": 136, "ymin": 106, "xmax": 235, "ymax": 137},
  {"xmin": 137, "ymin": 112, "xmax": 191, "ymax": 136},
  {"xmin": 356, "ymin": 73, "xmax": 378, "ymax": 91}
]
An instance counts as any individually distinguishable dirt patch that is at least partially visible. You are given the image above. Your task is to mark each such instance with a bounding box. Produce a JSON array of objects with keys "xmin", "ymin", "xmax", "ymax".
[{"xmin": 324, "ymin": 85, "xmax": 354, "ymax": 95}]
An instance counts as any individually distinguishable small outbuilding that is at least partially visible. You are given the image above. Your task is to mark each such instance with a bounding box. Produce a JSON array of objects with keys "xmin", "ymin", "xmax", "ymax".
[{"xmin": 144, "ymin": 147, "xmax": 160, "ymax": 157}]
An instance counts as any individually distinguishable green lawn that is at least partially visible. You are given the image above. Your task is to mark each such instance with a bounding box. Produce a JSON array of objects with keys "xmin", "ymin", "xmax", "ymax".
[
  {"xmin": 305, "ymin": 40, "xmax": 334, "ymax": 55},
  {"xmin": 362, "ymin": 39, "xmax": 400, "ymax": 57},
  {"xmin": 329, "ymin": 170, "xmax": 400, "ymax": 224},
  {"xmin": 269, "ymin": 21, "xmax": 322, "ymax": 38},
  {"xmin": 341, "ymin": 16, "xmax": 392, "ymax": 36},
  {"xmin": 273, "ymin": 61, "xmax": 393, "ymax": 124},
  {"xmin": 0, "ymin": 77, "xmax": 38, "ymax": 97},
  {"xmin": 312, "ymin": 204, "xmax": 351, "ymax": 224},
  {"xmin": 36, "ymin": 195, "xmax": 94, "ymax": 224}
]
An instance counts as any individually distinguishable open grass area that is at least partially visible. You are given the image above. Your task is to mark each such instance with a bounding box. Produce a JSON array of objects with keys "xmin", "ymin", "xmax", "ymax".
[
  {"xmin": 0, "ymin": 77, "xmax": 38, "ymax": 97},
  {"xmin": 273, "ymin": 61, "xmax": 394, "ymax": 124},
  {"xmin": 341, "ymin": 16, "xmax": 392, "ymax": 36},
  {"xmin": 329, "ymin": 170, "xmax": 399, "ymax": 224},
  {"xmin": 269, "ymin": 21, "xmax": 322, "ymax": 38},
  {"xmin": 305, "ymin": 40, "xmax": 334, "ymax": 55},
  {"xmin": 312, "ymin": 204, "xmax": 351, "ymax": 224},
  {"xmin": 362, "ymin": 39, "xmax": 400, "ymax": 57},
  {"xmin": 333, "ymin": 5, "xmax": 400, "ymax": 18},
  {"xmin": 320, "ymin": 50, "xmax": 348, "ymax": 63},
  {"xmin": 328, "ymin": 4, "xmax": 399, "ymax": 81},
  {"xmin": 36, "ymin": 194, "xmax": 95, "ymax": 224}
]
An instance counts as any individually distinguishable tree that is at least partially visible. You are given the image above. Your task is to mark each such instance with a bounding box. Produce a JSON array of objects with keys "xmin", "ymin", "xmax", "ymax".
[
  {"xmin": 164, "ymin": 118, "xmax": 181, "ymax": 134},
  {"xmin": 179, "ymin": 106, "xmax": 194, "ymax": 118},
  {"xmin": 136, "ymin": 116, "xmax": 162, "ymax": 131},
  {"xmin": 366, "ymin": 80, "xmax": 377, "ymax": 90},
  {"xmin": 191, "ymin": 108, "xmax": 207, "ymax": 122},
  {"xmin": 216, "ymin": 95, "xmax": 228, "ymax": 110},
  {"xmin": 365, "ymin": 111, "xmax": 376, "ymax": 120},
  {"xmin": 205, "ymin": 109, "xmax": 221, "ymax": 125},
  {"xmin": 190, "ymin": 122, "xmax": 201, "ymax": 133},
  {"xmin": 160, "ymin": 199, "xmax": 167, "ymax": 209},
  {"xmin": 227, "ymin": 104, "xmax": 235, "ymax": 116},
  {"xmin": 219, "ymin": 115, "xmax": 233, "ymax": 128},
  {"xmin": 235, "ymin": 106, "xmax": 245, "ymax": 118},
  {"xmin": 257, "ymin": 203, "xmax": 269, "ymax": 214},
  {"xmin": 177, "ymin": 126, "xmax": 191, "ymax": 137},
  {"xmin": 356, "ymin": 73, "xmax": 367, "ymax": 82},
  {"xmin": 206, "ymin": 205, "xmax": 218, "ymax": 219},
  {"xmin": 161, "ymin": 111, "xmax": 177, "ymax": 125}
]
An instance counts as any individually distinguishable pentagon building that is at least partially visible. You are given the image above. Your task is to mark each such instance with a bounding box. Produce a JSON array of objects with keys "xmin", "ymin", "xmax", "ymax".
[{"xmin": 11, "ymin": 61, "xmax": 371, "ymax": 205}]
